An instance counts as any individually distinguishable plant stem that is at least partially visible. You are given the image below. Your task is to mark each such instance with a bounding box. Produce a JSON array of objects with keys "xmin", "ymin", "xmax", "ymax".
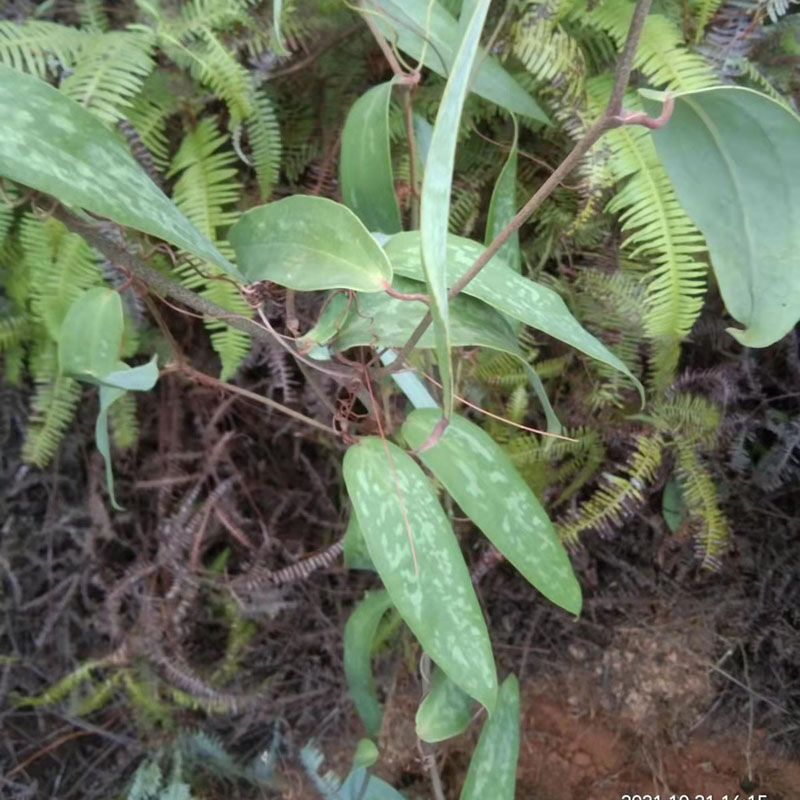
[
  {"xmin": 384, "ymin": 0, "xmax": 656, "ymax": 374},
  {"xmin": 52, "ymin": 206, "xmax": 355, "ymax": 384}
]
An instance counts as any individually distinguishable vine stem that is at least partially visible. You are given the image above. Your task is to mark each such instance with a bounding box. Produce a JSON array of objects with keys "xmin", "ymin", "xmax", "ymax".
[
  {"xmin": 384, "ymin": 0, "xmax": 659, "ymax": 375},
  {"xmin": 51, "ymin": 207, "xmax": 355, "ymax": 387}
]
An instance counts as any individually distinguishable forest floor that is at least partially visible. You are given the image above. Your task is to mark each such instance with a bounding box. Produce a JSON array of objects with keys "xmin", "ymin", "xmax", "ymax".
[{"xmin": 2, "ymin": 321, "xmax": 799, "ymax": 800}]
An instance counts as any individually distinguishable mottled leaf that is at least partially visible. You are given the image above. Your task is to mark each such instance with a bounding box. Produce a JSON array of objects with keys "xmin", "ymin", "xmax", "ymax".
[
  {"xmin": 321, "ymin": 276, "xmax": 522, "ymax": 358},
  {"xmin": 343, "ymin": 438, "xmax": 497, "ymax": 711},
  {"xmin": 340, "ymin": 81, "xmax": 401, "ymax": 234},
  {"xmin": 403, "ymin": 410, "xmax": 582, "ymax": 615},
  {"xmin": 0, "ymin": 64, "xmax": 233, "ymax": 276},
  {"xmin": 369, "ymin": 1, "xmax": 548, "ymax": 122},
  {"xmin": 416, "ymin": 666, "xmax": 473, "ymax": 743},
  {"xmin": 385, "ymin": 232, "xmax": 643, "ymax": 398},
  {"xmin": 485, "ymin": 116, "xmax": 521, "ymax": 273},
  {"xmin": 642, "ymin": 86, "xmax": 800, "ymax": 347},
  {"xmin": 229, "ymin": 196, "xmax": 393, "ymax": 291},
  {"xmin": 343, "ymin": 590, "xmax": 394, "ymax": 735},
  {"xmin": 420, "ymin": 0, "xmax": 491, "ymax": 420},
  {"xmin": 459, "ymin": 675, "xmax": 520, "ymax": 800},
  {"xmin": 662, "ymin": 477, "xmax": 687, "ymax": 533}
]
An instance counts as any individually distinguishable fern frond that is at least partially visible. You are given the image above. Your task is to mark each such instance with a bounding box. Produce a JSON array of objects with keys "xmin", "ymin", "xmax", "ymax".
[
  {"xmin": 0, "ymin": 21, "xmax": 86, "ymax": 79},
  {"xmin": 21, "ymin": 215, "xmax": 102, "ymax": 340},
  {"xmin": 690, "ymin": 0, "xmax": 724, "ymax": 43},
  {"xmin": 169, "ymin": 120, "xmax": 241, "ymax": 233},
  {"xmin": 60, "ymin": 29, "xmax": 156, "ymax": 126},
  {"xmin": 77, "ymin": 0, "xmax": 111, "ymax": 32},
  {"xmin": 159, "ymin": 27, "xmax": 253, "ymax": 125},
  {"xmin": 592, "ymin": 85, "xmax": 708, "ymax": 346},
  {"xmin": 576, "ymin": 0, "xmax": 716, "ymax": 90},
  {"xmin": 22, "ymin": 371, "xmax": 82, "ymax": 468},
  {"xmin": 109, "ymin": 391, "xmax": 140, "ymax": 449},
  {"xmin": 557, "ymin": 432, "xmax": 664, "ymax": 543},
  {"xmin": 674, "ymin": 439, "xmax": 730, "ymax": 567},
  {"xmin": 169, "ymin": 121, "xmax": 250, "ymax": 377},
  {"xmin": 247, "ymin": 88, "xmax": 282, "ymax": 201},
  {"xmin": 126, "ymin": 70, "xmax": 181, "ymax": 168},
  {"xmin": 19, "ymin": 659, "xmax": 103, "ymax": 707},
  {"xmin": 0, "ymin": 312, "xmax": 28, "ymax": 352}
]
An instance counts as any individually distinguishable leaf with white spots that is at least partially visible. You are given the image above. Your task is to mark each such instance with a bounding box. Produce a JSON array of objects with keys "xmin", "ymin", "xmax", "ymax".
[
  {"xmin": 319, "ymin": 276, "xmax": 523, "ymax": 359},
  {"xmin": 459, "ymin": 675, "xmax": 520, "ymax": 800},
  {"xmin": 420, "ymin": 0, "xmax": 493, "ymax": 421},
  {"xmin": 229, "ymin": 196, "xmax": 393, "ymax": 292},
  {"xmin": 416, "ymin": 665, "xmax": 473, "ymax": 743},
  {"xmin": 343, "ymin": 437, "xmax": 497, "ymax": 712},
  {"xmin": 385, "ymin": 232, "xmax": 643, "ymax": 400},
  {"xmin": 0, "ymin": 64, "xmax": 233, "ymax": 276},
  {"xmin": 403, "ymin": 410, "xmax": 582, "ymax": 615},
  {"xmin": 344, "ymin": 590, "xmax": 394, "ymax": 735},
  {"xmin": 340, "ymin": 81, "xmax": 401, "ymax": 234}
]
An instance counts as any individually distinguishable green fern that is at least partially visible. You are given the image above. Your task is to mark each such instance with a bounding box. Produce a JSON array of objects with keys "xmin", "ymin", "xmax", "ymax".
[
  {"xmin": 557, "ymin": 432, "xmax": 664, "ymax": 543},
  {"xmin": 109, "ymin": 390, "xmax": 140, "ymax": 449},
  {"xmin": 77, "ymin": 0, "xmax": 111, "ymax": 33},
  {"xmin": 22, "ymin": 342, "xmax": 83, "ymax": 467},
  {"xmin": 168, "ymin": 120, "xmax": 250, "ymax": 378},
  {"xmin": 0, "ymin": 20, "xmax": 86, "ymax": 78},
  {"xmin": 60, "ymin": 29, "xmax": 156, "ymax": 126},
  {"xmin": 573, "ymin": 0, "xmax": 716, "ymax": 90},
  {"xmin": 246, "ymin": 88, "xmax": 282, "ymax": 201}
]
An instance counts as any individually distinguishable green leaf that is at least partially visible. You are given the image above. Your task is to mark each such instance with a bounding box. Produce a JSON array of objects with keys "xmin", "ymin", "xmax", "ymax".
[
  {"xmin": 343, "ymin": 438, "xmax": 497, "ymax": 712},
  {"xmin": 229, "ymin": 196, "xmax": 393, "ymax": 291},
  {"xmin": 662, "ymin": 476, "xmax": 687, "ymax": 533},
  {"xmin": 485, "ymin": 116, "xmax": 521, "ymax": 274},
  {"xmin": 416, "ymin": 666, "xmax": 473, "ymax": 743},
  {"xmin": 340, "ymin": 82, "xmax": 401, "ymax": 234},
  {"xmin": 0, "ymin": 64, "xmax": 233, "ymax": 276},
  {"xmin": 58, "ymin": 287, "xmax": 123, "ymax": 381},
  {"xmin": 385, "ymin": 232, "xmax": 643, "ymax": 398},
  {"xmin": 370, "ymin": 1, "xmax": 548, "ymax": 122},
  {"xmin": 339, "ymin": 768, "xmax": 406, "ymax": 800},
  {"xmin": 459, "ymin": 675, "xmax": 520, "ymax": 800},
  {"xmin": 343, "ymin": 590, "xmax": 394, "ymax": 735},
  {"xmin": 642, "ymin": 87, "xmax": 800, "ymax": 347},
  {"xmin": 101, "ymin": 357, "xmax": 159, "ymax": 391},
  {"xmin": 352, "ymin": 739, "xmax": 379, "ymax": 770},
  {"xmin": 96, "ymin": 383, "xmax": 126, "ymax": 511},
  {"xmin": 420, "ymin": 0, "xmax": 491, "ymax": 420},
  {"xmin": 403, "ymin": 410, "xmax": 582, "ymax": 615},
  {"xmin": 271, "ymin": 0, "xmax": 289, "ymax": 55},
  {"xmin": 321, "ymin": 276, "xmax": 523, "ymax": 358}
]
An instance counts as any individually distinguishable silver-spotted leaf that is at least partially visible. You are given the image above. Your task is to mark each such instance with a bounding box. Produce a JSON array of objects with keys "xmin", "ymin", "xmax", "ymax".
[
  {"xmin": 344, "ymin": 590, "xmax": 394, "ymax": 735},
  {"xmin": 459, "ymin": 675, "xmax": 520, "ymax": 800},
  {"xmin": 403, "ymin": 410, "xmax": 582, "ymax": 615},
  {"xmin": 323, "ymin": 276, "xmax": 522, "ymax": 358},
  {"xmin": 416, "ymin": 666, "xmax": 473, "ymax": 743},
  {"xmin": 642, "ymin": 87, "xmax": 800, "ymax": 347},
  {"xmin": 369, "ymin": 1, "xmax": 548, "ymax": 122},
  {"xmin": 0, "ymin": 64, "xmax": 233, "ymax": 276},
  {"xmin": 340, "ymin": 82, "xmax": 401, "ymax": 234},
  {"xmin": 385, "ymin": 232, "xmax": 642, "ymax": 398},
  {"xmin": 343, "ymin": 438, "xmax": 497, "ymax": 712},
  {"xmin": 229, "ymin": 196, "xmax": 393, "ymax": 291},
  {"xmin": 420, "ymin": 0, "xmax": 492, "ymax": 420}
]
